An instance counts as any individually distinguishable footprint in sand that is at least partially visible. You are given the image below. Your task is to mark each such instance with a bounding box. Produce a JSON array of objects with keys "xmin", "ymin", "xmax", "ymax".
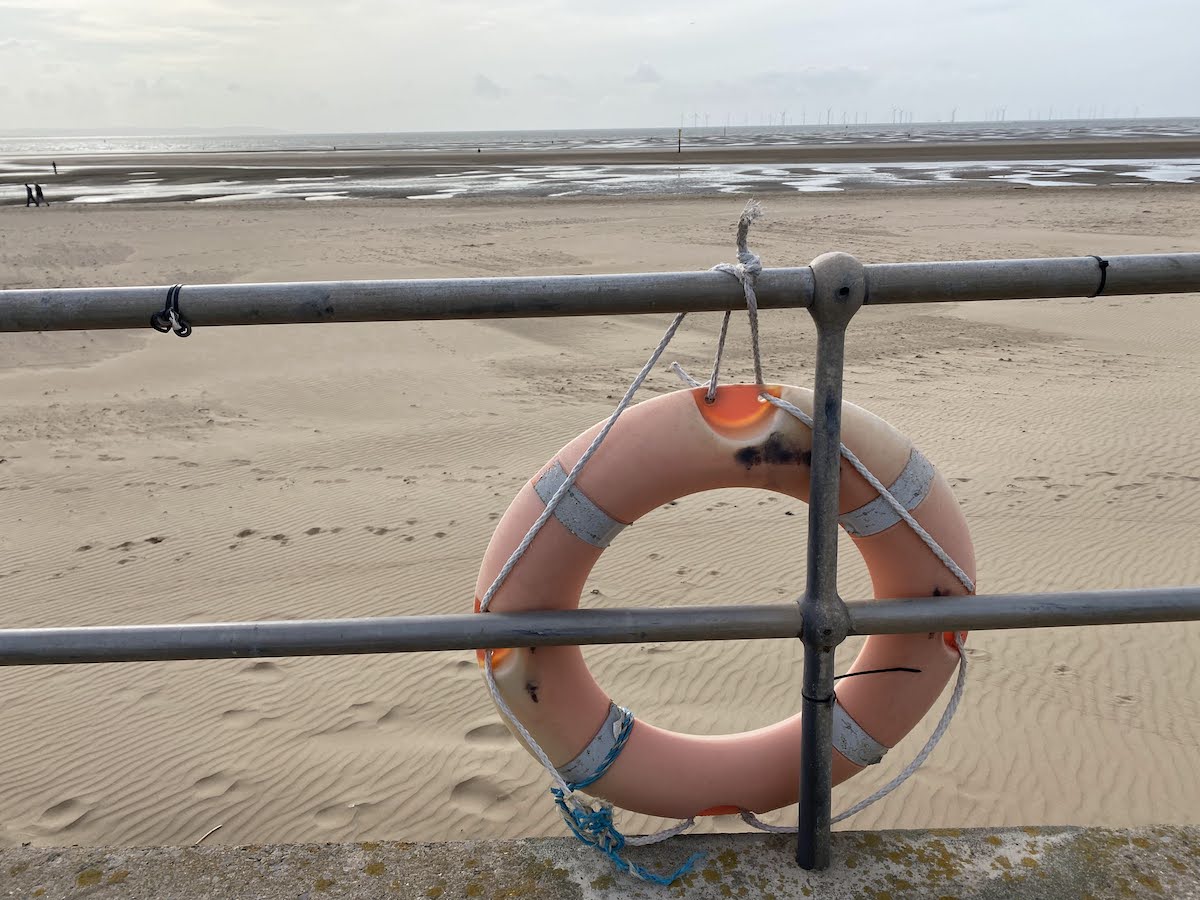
[
  {"xmin": 314, "ymin": 804, "xmax": 356, "ymax": 829},
  {"xmin": 449, "ymin": 777, "xmax": 510, "ymax": 821},
  {"xmin": 241, "ymin": 661, "xmax": 285, "ymax": 683},
  {"xmin": 314, "ymin": 801, "xmax": 374, "ymax": 829},
  {"xmin": 193, "ymin": 772, "xmax": 240, "ymax": 799},
  {"xmin": 37, "ymin": 798, "xmax": 90, "ymax": 831},
  {"xmin": 221, "ymin": 708, "xmax": 283, "ymax": 729},
  {"xmin": 464, "ymin": 723, "xmax": 511, "ymax": 747}
]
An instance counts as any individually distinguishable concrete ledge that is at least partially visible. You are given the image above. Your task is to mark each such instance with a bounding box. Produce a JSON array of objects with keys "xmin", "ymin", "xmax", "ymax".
[{"xmin": 2, "ymin": 826, "xmax": 1198, "ymax": 899}]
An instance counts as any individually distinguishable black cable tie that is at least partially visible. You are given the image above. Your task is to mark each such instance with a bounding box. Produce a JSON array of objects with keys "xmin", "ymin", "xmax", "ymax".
[
  {"xmin": 1089, "ymin": 255, "xmax": 1109, "ymax": 298},
  {"xmin": 150, "ymin": 284, "xmax": 192, "ymax": 337},
  {"xmin": 833, "ymin": 666, "xmax": 922, "ymax": 682}
]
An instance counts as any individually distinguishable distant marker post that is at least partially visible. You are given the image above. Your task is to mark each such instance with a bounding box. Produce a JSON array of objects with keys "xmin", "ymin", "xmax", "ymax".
[{"xmin": 677, "ymin": 128, "xmax": 682, "ymax": 153}]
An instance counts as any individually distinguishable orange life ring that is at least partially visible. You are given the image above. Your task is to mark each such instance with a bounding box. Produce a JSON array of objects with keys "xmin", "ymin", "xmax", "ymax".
[{"xmin": 474, "ymin": 383, "xmax": 975, "ymax": 819}]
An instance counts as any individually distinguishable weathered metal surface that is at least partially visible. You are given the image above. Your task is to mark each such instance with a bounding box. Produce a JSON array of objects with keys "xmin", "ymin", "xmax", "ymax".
[
  {"xmin": 1, "ymin": 586, "xmax": 1199, "ymax": 665},
  {"xmin": 796, "ymin": 251, "xmax": 866, "ymax": 869},
  {"xmin": 2, "ymin": 253, "xmax": 1199, "ymax": 332}
]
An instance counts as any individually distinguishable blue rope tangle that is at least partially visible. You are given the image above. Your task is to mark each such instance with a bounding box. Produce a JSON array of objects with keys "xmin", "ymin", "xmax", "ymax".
[
  {"xmin": 550, "ymin": 708, "xmax": 702, "ymax": 885},
  {"xmin": 565, "ymin": 706, "xmax": 635, "ymax": 792},
  {"xmin": 551, "ymin": 788, "xmax": 703, "ymax": 886}
]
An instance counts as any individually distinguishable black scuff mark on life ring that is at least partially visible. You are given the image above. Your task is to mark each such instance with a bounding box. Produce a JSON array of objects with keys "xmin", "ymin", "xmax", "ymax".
[
  {"xmin": 525, "ymin": 681, "xmax": 540, "ymax": 703},
  {"xmin": 735, "ymin": 431, "xmax": 813, "ymax": 470}
]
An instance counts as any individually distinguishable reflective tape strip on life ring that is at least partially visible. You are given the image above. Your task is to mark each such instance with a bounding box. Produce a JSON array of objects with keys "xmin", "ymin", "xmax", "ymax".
[{"xmin": 473, "ymin": 384, "xmax": 976, "ymax": 820}]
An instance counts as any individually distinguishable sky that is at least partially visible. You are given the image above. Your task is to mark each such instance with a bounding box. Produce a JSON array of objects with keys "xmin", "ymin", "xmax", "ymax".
[{"xmin": 0, "ymin": 0, "xmax": 1197, "ymax": 133}]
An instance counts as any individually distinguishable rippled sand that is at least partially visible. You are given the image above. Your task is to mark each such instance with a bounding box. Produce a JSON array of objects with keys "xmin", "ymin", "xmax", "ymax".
[{"xmin": 0, "ymin": 186, "xmax": 1197, "ymax": 847}]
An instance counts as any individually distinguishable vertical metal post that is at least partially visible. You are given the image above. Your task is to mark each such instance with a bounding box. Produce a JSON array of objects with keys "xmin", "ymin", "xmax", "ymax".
[{"xmin": 797, "ymin": 252, "xmax": 865, "ymax": 869}]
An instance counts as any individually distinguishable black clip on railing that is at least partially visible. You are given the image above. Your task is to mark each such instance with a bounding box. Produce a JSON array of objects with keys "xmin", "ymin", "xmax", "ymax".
[{"xmin": 151, "ymin": 284, "xmax": 192, "ymax": 337}]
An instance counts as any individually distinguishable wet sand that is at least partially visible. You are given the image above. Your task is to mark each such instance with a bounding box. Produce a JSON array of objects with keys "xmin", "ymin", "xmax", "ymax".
[{"xmin": 2, "ymin": 136, "xmax": 1200, "ymax": 205}]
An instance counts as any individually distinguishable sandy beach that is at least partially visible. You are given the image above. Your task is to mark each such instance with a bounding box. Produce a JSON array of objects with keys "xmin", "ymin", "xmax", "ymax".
[{"xmin": 0, "ymin": 183, "xmax": 1198, "ymax": 849}]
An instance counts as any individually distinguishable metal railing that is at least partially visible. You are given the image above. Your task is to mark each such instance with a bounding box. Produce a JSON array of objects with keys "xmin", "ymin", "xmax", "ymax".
[{"xmin": 2, "ymin": 251, "xmax": 1200, "ymax": 873}]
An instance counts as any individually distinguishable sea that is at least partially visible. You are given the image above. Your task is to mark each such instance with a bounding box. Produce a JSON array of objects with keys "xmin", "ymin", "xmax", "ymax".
[{"xmin": 1, "ymin": 119, "xmax": 1198, "ymax": 204}]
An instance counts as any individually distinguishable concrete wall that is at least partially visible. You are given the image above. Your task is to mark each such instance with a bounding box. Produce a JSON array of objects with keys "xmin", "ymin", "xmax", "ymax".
[{"xmin": 2, "ymin": 826, "xmax": 1197, "ymax": 899}]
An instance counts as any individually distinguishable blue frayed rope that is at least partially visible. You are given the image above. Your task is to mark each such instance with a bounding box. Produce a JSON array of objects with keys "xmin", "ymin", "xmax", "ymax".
[
  {"xmin": 566, "ymin": 706, "xmax": 635, "ymax": 792},
  {"xmin": 550, "ymin": 709, "xmax": 701, "ymax": 885},
  {"xmin": 551, "ymin": 788, "xmax": 703, "ymax": 886}
]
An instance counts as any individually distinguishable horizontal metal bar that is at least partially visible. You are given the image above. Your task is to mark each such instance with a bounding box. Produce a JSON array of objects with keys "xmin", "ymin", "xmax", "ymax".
[
  {"xmin": 846, "ymin": 585, "xmax": 1200, "ymax": 633},
  {"xmin": 0, "ymin": 586, "xmax": 1197, "ymax": 666},
  {"xmin": 2, "ymin": 253, "xmax": 1198, "ymax": 332},
  {"xmin": 864, "ymin": 254, "xmax": 1200, "ymax": 304},
  {"xmin": 0, "ymin": 270, "xmax": 815, "ymax": 331},
  {"xmin": 0, "ymin": 605, "xmax": 803, "ymax": 666}
]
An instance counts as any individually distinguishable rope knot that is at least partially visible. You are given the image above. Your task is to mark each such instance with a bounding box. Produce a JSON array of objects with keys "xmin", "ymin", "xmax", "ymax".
[
  {"xmin": 701, "ymin": 199, "xmax": 767, "ymax": 399},
  {"xmin": 554, "ymin": 791, "xmax": 627, "ymax": 853},
  {"xmin": 550, "ymin": 788, "xmax": 701, "ymax": 885}
]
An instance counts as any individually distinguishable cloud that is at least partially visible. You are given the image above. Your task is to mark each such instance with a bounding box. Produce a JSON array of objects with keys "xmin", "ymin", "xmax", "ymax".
[
  {"xmin": 473, "ymin": 74, "xmax": 506, "ymax": 100},
  {"xmin": 748, "ymin": 66, "xmax": 877, "ymax": 96},
  {"xmin": 0, "ymin": 0, "xmax": 1196, "ymax": 131},
  {"xmin": 533, "ymin": 73, "xmax": 573, "ymax": 93},
  {"xmin": 629, "ymin": 63, "xmax": 662, "ymax": 84},
  {"xmin": 0, "ymin": 37, "xmax": 41, "ymax": 52}
]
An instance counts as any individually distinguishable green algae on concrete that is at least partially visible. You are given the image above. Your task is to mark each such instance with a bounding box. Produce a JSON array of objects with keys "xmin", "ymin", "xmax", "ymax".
[{"xmin": 0, "ymin": 826, "xmax": 1197, "ymax": 899}]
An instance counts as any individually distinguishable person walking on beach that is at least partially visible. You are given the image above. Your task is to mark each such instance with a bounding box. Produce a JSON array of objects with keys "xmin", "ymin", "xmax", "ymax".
[
  {"xmin": 52, "ymin": 161, "xmax": 58, "ymax": 175},
  {"xmin": 34, "ymin": 184, "xmax": 47, "ymax": 206},
  {"xmin": 25, "ymin": 184, "xmax": 36, "ymax": 207}
]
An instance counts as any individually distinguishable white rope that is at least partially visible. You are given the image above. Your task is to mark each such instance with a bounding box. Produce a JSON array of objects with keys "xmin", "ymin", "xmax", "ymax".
[
  {"xmin": 624, "ymin": 816, "xmax": 697, "ymax": 845},
  {"xmin": 709, "ymin": 200, "xmax": 765, "ymax": 389},
  {"xmin": 670, "ymin": 361, "xmax": 704, "ymax": 388},
  {"xmin": 668, "ymin": 366, "xmax": 975, "ymax": 595},
  {"xmin": 737, "ymin": 635, "xmax": 968, "ymax": 832},
  {"xmin": 674, "ymin": 196, "xmax": 975, "ymax": 830},
  {"xmin": 478, "ymin": 310, "xmax": 701, "ymax": 871},
  {"xmin": 705, "ymin": 311, "xmax": 733, "ymax": 402},
  {"xmin": 738, "ymin": 810, "xmax": 798, "ymax": 833},
  {"xmin": 831, "ymin": 635, "xmax": 968, "ymax": 823},
  {"xmin": 766, "ymin": 395, "xmax": 975, "ymax": 594},
  {"xmin": 483, "ymin": 657, "xmax": 571, "ymax": 794},
  {"xmin": 477, "ymin": 311, "xmax": 686, "ymax": 614}
]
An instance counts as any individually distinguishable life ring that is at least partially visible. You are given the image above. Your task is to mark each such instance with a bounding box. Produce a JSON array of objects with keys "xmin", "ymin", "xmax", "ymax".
[{"xmin": 474, "ymin": 383, "xmax": 975, "ymax": 820}]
